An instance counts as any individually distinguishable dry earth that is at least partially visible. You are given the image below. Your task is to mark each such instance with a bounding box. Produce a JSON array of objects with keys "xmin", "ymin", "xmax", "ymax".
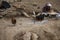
[
  {"xmin": 0, "ymin": 17, "xmax": 60, "ymax": 40},
  {"xmin": 0, "ymin": 0, "xmax": 60, "ymax": 40}
]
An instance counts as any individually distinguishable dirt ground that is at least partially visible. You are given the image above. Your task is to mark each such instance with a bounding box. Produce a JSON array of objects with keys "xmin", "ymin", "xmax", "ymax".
[
  {"xmin": 0, "ymin": 0, "xmax": 60, "ymax": 40},
  {"xmin": 0, "ymin": 17, "xmax": 60, "ymax": 40}
]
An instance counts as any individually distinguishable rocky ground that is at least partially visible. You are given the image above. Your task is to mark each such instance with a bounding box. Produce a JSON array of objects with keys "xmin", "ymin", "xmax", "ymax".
[
  {"xmin": 0, "ymin": 17, "xmax": 60, "ymax": 40},
  {"xmin": 0, "ymin": 1, "xmax": 60, "ymax": 40}
]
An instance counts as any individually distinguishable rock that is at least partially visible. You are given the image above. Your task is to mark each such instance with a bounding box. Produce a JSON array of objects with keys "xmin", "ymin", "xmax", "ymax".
[
  {"xmin": 31, "ymin": 33, "xmax": 38, "ymax": 40},
  {"xmin": 13, "ymin": 32, "xmax": 25, "ymax": 40},
  {"xmin": 21, "ymin": 11, "xmax": 30, "ymax": 17},
  {"xmin": 23, "ymin": 32, "xmax": 31, "ymax": 40},
  {"xmin": 12, "ymin": 2, "xmax": 22, "ymax": 8},
  {"xmin": 23, "ymin": 32, "xmax": 38, "ymax": 40}
]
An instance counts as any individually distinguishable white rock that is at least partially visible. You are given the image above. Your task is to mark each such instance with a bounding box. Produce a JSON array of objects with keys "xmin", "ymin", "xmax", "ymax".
[
  {"xmin": 23, "ymin": 32, "xmax": 31, "ymax": 40},
  {"xmin": 32, "ymin": 33, "xmax": 38, "ymax": 40},
  {"xmin": 23, "ymin": 32, "xmax": 38, "ymax": 40}
]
